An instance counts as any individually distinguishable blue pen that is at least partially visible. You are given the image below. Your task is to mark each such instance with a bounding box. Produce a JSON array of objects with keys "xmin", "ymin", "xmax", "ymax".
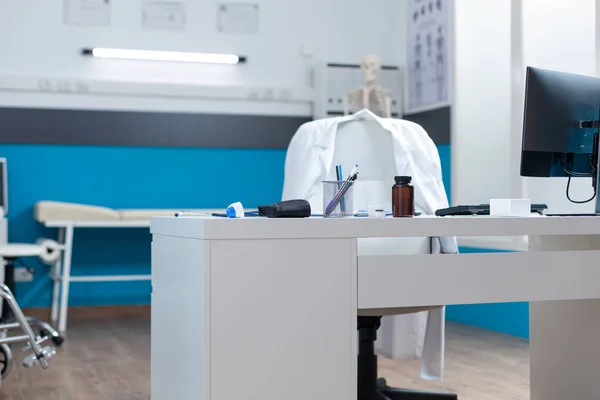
[
  {"xmin": 325, "ymin": 164, "xmax": 359, "ymax": 215},
  {"xmin": 338, "ymin": 165, "xmax": 347, "ymax": 212},
  {"xmin": 335, "ymin": 165, "xmax": 342, "ymax": 211}
]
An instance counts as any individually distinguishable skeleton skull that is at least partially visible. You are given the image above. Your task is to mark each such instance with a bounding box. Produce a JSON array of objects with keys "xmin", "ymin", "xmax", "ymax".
[{"xmin": 361, "ymin": 54, "xmax": 381, "ymax": 83}]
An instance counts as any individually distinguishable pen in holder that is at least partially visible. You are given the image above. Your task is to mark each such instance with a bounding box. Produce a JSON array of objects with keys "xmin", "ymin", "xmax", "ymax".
[{"xmin": 323, "ymin": 180, "xmax": 355, "ymax": 217}]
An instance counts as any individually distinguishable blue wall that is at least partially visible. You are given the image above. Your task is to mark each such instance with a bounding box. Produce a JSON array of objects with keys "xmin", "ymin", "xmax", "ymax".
[
  {"xmin": 3, "ymin": 144, "xmax": 287, "ymax": 308},
  {"xmin": 437, "ymin": 144, "xmax": 451, "ymax": 201}
]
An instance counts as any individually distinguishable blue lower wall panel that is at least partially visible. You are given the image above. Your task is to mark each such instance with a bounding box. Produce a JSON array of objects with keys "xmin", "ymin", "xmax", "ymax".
[
  {"xmin": 437, "ymin": 144, "xmax": 451, "ymax": 202},
  {"xmin": 446, "ymin": 247, "xmax": 530, "ymax": 339},
  {"xmin": 446, "ymin": 302, "xmax": 529, "ymax": 339},
  {"xmin": 2, "ymin": 144, "xmax": 287, "ymax": 308}
]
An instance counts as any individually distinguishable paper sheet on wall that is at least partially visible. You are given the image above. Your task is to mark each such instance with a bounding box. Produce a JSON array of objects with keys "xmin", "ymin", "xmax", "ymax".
[
  {"xmin": 64, "ymin": 0, "xmax": 110, "ymax": 27},
  {"xmin": 142, "ymin": 1, "xmax": 186, "ymax": 32},
  {"xmin": 217, "ymin": 3, "xmax": 259, "ymax": 34},
  {"xmin": 406, "ymin": 0, "xmax": 451, "ymax": 113}
]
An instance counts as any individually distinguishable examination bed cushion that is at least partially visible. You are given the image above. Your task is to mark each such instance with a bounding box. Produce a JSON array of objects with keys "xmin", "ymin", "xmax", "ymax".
[
  {"xmin": 34, "ymin": 201, "xmax": 183, "ymax": 222},
  {"xmin": 35, "ymin": 201, "xmax": 121, "ymax": 222},
  {"xmin": 118, "ymin": 209, "xmax": 180, "ymax": 220}
]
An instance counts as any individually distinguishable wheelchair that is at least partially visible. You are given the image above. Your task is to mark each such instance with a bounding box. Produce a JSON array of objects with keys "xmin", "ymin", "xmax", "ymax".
[{"xmin": 0, "ymin": 243, "xmax": 64, "ymax": 386}]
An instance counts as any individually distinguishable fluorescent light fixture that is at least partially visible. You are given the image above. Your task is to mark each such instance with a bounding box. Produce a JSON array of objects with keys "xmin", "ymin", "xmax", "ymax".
[{"xmin": 81, "ymin": 48, "xmax": 246, "ymax": 64}]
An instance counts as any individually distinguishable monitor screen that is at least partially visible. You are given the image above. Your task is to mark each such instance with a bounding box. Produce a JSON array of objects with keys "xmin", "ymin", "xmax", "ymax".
[{"xmin": 521, "ymin": 67, "xmax": 600, "ymax": 177}]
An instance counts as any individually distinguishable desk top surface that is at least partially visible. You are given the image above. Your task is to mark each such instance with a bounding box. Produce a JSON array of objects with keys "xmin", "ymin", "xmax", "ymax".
[{"xmin": 149, "ymin": 214, "xmax": 600, "ymax": 240}]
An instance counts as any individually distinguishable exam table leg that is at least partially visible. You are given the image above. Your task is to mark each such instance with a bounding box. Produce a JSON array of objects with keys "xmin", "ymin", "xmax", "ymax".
[
  {"xmin": 57, "ymin": 226, "xmax": 74, "ymax": 334},
  {"xmin": 50, "ymin": 227, "xmax": 65, "ymax": 324}
]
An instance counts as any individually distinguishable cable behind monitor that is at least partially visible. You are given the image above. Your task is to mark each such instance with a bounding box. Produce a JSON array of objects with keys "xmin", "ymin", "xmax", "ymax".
[{"xmin": 562, "ymin": 153, "xmax": 597, "ymax": 204}]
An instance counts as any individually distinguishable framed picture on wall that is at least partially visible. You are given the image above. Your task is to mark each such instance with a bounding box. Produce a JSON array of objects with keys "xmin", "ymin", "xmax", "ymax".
[
  {"xmin": 405, "ymin": 0, "xmax": 453, "ymax": 114},
  {"xmin": 64, "ymin": 0, "xmax": 111, "ymax": 27}
]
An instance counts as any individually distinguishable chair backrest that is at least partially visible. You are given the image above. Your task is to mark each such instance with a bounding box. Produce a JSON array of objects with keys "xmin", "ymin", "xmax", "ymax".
[
  {"xmin": 332, "ymin": 120, "xmax": 396, "ymax": 212},
  {"xmin": 332, "ymin": 120, "xmax": 430, "ymax": 256}
]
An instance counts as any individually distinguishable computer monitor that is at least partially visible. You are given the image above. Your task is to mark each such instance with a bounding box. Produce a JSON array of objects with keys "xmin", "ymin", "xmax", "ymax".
[{"xmin": 520, "ymin": 67, "xmax": 600, "ymax": 206}]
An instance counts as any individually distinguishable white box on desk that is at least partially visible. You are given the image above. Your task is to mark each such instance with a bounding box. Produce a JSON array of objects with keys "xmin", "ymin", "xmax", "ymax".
[{"xmin": 490, "ymin": 198, "xmax": 531, "ymax": 217}]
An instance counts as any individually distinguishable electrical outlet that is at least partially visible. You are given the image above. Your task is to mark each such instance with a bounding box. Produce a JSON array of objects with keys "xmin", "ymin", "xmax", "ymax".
[
  {"xmin": 38, "ymin": 79, "xmax": 53, "ymax": 91},
  {"xmin": 262, "ymin": 89, "xmax": 275, "ymax": 100},
  {"xmin": 14, "ymin": 267, "xmax": 34, "ymax": 282},
  {"xmin": 57, "ymin": 80, "xmax": 71, "ymax": 92},
  {"xmin": 301, "ymin": 43, "xmax": 313, "ymax": 57},
  {"xmin": 278, "ymin": 89, "xmax": 292, "ymax": 101},
  {"xmin": 74, "ymin": 80, "xmax": 90, "ymax": 92}
]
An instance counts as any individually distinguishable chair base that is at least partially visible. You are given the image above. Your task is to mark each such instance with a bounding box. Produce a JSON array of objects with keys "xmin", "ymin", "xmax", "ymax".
[
  {"xmin": 358, "ymin": 316, "xmax": 458, "ymax": 400},
  {"xmin": 367, "ymin": 378, "xmax": 458, "ymax": 400},
  {"xmin": 365, "ymin": 388, "xmax": 458, "ymax": 400},
  {"xmin": 359, "ymin": 378, "xmax": 458, "ymax": 400}
]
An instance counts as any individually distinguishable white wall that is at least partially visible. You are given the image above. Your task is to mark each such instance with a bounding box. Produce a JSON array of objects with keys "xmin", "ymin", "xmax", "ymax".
[
  {"xmin": 451, "ymin": 0, "xmax": 513, "ymax": 205},
  {"xmin": 0, "ymin": 0, "xmax": 406, "ymax": 115},
  {"xmin": 519, "ymin": 0, "xmax": 597, "ymax": 214}
]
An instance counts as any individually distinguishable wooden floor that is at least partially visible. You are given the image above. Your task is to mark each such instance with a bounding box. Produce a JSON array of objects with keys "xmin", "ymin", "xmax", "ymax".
[
  {"xmin": 380, "ymin": 323, "xmax": 530, "ymax": 400},
  {"xmin": 0, "ymin": 308, "xmax": 529, "ymax": 400}
]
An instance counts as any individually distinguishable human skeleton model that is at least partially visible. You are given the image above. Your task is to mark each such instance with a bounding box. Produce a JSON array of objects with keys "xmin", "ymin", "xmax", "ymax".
[{"xmin": 344, "ymin": 54, "xmax": 392, "ymax": 118}]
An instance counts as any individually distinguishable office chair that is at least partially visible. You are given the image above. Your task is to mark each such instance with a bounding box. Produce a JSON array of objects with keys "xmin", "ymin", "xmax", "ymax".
[{"xmin": 334, "ymin": 120, "xmax": 457, "ymax": 400}]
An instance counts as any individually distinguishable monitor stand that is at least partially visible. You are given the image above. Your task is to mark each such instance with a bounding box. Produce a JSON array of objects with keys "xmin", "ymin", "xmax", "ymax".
[
  {"xmin": 548, "ymin": 122, "xmax": 600, "ymax": 216},
  {"xmin": 594, "ymin": 126, "xmax": 600, "ymax": 214}
]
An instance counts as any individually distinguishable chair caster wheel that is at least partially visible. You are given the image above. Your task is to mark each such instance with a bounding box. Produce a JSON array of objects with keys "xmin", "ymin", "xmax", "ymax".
[{"xmin": 377, "ymin": 377, "xmax": 387, "ymax": 388}]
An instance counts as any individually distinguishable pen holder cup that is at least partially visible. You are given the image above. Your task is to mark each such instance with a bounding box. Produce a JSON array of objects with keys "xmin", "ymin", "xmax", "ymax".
[{"xmin": 322, "ymin": 180, "xmax": 355, "ymax": 218}]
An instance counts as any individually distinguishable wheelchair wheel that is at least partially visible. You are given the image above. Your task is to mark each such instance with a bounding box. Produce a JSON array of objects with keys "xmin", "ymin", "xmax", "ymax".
[{"xmin": 0, "ymin": 344, "xmax": 13, "ymax": 379}]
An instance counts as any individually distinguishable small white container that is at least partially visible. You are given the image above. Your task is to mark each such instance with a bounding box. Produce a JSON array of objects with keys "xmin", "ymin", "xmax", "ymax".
[
  {"xmin": 367, "ymin": 205, "xmax": 386, "ymax": 218},
  {"xmin": 490, "ymin": 198, "xmax": 531, "ymax": 217}
]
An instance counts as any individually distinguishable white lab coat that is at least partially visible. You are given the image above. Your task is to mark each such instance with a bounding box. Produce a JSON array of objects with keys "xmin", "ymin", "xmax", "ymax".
[{"xmin": 282, "ymin": 109, "xmax": 457, "ymax": 380}]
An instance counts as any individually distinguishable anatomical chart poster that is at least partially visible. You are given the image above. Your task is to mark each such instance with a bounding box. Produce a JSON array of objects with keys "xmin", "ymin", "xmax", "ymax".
[{"xmin": 407, "ymin": 0, "xmax": 451, "ymax": 113}]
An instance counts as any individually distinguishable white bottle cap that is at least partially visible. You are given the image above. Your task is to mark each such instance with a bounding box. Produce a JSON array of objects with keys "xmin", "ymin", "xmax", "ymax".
[{"xmin": 226, "ymin": 202, "xmax": 245, "ymax": 218}]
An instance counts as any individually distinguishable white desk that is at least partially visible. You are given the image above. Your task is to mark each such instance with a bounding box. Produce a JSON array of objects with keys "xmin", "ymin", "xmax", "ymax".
[{"xmin": 150, "ymin": 215, "xmax": 600, "ymax": 400}]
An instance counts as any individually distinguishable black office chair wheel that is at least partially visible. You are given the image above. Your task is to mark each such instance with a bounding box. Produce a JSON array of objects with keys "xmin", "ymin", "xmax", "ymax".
[
  {"xmin": 40, "ymin": 328, "xmax": 65, "ymax": 346},
  {"xmin": 377, "ymin": 377, "xmax": 387, "ymax": 388},
  {"xmin": 0, "ymin": 343, "xmax": 13, "ymax": 380}
]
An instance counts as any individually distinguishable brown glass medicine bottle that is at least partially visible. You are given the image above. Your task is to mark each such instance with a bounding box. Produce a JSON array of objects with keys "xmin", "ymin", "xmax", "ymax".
[{"xmin": 392, "ymin": 176, "xmax": 414, "ymax": 217}]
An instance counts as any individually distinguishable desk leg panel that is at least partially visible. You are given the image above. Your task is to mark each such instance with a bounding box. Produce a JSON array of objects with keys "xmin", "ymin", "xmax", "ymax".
[
  {"xmin": 209, "ymin": 238, "xmax": 357, "ymax": 400},
  {"xmin": 151, "ymin": 235, "xmax": 211, "ymax": 400},
  {"xmin": 530, "ymin": 300, "xmax": 600, "ymax": 400},
  {"xmin": 529, "ymin": 235, "xmax": 600, "ymax": 400}
]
